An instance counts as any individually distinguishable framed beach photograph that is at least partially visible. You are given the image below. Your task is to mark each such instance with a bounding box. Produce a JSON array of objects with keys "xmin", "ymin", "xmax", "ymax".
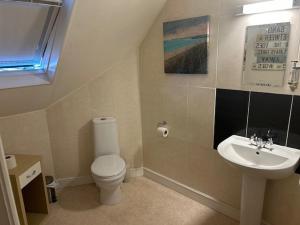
[{"xmin": 163, "ymin": 16, "xmax": 210, "ymax": 74}]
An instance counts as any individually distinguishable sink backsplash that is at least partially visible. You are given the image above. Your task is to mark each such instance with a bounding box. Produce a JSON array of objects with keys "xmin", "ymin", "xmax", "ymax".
[{"xmin": 214, "ymin": 89, "xmax": 300, "ymax": 153}]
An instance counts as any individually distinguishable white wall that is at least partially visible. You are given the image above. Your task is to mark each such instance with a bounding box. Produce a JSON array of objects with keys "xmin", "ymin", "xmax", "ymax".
[
  {"xmin": 0, "ymin": 110, "xmax": 54, "ymax": 176},
  {"xmin": 46, "ymin": 51, "xmax": 143, "ymax": 179}
]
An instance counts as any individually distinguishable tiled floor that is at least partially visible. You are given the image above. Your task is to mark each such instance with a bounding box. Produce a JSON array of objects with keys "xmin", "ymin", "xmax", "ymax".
[{"xmin": 38, "ymin": 177, "xmax": 238, "ymax": 225}]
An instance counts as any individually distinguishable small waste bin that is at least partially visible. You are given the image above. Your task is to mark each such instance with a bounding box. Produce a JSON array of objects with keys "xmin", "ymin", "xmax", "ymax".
[{"xmin": 45, "ymin": 176, "xmax": 57, "ymax": 203}]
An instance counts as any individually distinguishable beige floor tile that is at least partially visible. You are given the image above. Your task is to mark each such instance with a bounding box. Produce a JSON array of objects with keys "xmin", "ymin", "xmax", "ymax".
[{"xmin": 39, "ymin": 177, "xmax": 238, "ymax": 225}]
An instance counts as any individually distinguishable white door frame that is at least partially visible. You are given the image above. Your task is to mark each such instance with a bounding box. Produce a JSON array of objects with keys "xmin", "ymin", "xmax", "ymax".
[{"xmin": 0, "ymin": 136, "xmax": 20, "ymax": 225}]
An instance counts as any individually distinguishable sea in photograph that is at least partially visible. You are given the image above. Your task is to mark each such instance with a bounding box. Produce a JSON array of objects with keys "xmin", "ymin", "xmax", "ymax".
[{"xmin": 164, "ymin": 35, "xmax": 207, "ymax": 59}]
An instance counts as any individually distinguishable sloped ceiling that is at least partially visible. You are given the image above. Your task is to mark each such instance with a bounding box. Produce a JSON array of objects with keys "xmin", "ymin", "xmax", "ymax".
[{"xmin": 0, "ymin": 0, "xmax": 166, "ymax": 116}]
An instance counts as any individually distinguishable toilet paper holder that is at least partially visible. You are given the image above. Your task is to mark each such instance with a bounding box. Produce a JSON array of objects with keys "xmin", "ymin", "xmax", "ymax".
[{"xmin": 157, "ymin": 121, "xmax": 169, "ymax": 138}]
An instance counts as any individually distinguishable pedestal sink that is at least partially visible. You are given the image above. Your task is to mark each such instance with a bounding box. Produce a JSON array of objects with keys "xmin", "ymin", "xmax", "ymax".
[{"xmin": 217, "ymin": 135, "xmax": 300, "ymax": 225}]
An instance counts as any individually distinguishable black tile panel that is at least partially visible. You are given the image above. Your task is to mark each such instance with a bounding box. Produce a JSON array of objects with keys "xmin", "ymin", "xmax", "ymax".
[
  {"xmin": 247, "ymin": 92, "xmax": 292, "ymax": 146},
  {"xmin": 287, "ymin": 96, "xmax": 300, "ymax": 149},
  {"xmin": 214, "ymin": 89, "xmax": 249, "ymax": 149}
]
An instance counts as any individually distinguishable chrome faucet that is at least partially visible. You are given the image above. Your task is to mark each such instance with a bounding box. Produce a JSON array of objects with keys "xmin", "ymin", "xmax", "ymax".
[
  {"xmin": 250, "ymin": 134, "xmax": 263, "ymax": 149},
  {"xmin": 249, "ymin": 131, "xmax": 273, "ymax": 150},
  {"xmin": 264, "ymin": 137, "xmax": 273, "ymax": 150}
]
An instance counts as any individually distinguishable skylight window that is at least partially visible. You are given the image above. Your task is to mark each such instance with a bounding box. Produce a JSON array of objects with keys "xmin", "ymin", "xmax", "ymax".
[
  {"xmin": 0, "ymin": 0, "xmax": 73, "ymax": 90},
  {"xmin": 0, "ymin": 1, "xmax": 61, "ymax": 74}
]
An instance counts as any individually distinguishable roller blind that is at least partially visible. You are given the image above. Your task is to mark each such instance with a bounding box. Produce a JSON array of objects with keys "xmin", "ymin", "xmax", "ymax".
[
  {"xmin": 2, "ymin": 0, "xmax": 63, "ymax": 7},
  {"xmin": 0, "ymin": 1, "xmax": 60, "ymax": 71}
]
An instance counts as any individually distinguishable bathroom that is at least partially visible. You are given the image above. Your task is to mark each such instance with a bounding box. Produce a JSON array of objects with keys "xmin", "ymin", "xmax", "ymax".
[{"xmin": 0, "ymin": 0, "xmax": 300, "ymax": 225}]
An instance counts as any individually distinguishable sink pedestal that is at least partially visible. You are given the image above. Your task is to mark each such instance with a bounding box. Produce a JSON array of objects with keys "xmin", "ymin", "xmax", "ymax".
[
  {"xmin": 218, "ymin": 136, "xmax": 300, "ymax": 225},
  {"xmin": 240, "ymin": 174, "xmax": 266, "ymax": 225}
]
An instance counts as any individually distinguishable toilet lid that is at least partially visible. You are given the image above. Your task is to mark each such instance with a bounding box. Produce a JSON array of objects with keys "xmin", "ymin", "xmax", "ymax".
[{"xmin": 91, "ymin": 155, "xmax": 126, "ymax": 177}]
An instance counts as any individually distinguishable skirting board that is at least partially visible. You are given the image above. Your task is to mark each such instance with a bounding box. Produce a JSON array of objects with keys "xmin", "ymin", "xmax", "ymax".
[
  {"xmin": 56, "ymin": 176, "xmax": 94, "ymax": 191},
  {"xmin": 143, "ymin": 167, "xmax": 240, "ymax": 221},
  {"xmin": 144, "ymin": 168, "xmax": 272, "ymax": 225},
  {"xmin": 56, "ymin": 167, "xmax": 144, "ymax": 190}
]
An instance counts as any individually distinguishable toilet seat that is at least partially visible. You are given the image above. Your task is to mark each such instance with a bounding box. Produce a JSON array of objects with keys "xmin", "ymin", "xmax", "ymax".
[{"xmin": 91, "ymin": 155, "xmax": 126, "ymax": 178}]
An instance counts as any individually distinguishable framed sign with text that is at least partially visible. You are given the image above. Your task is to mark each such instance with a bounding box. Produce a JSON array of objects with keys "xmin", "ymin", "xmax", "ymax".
[{"xmin": 243, "ymin": 22, "xmax": 290, "ymax": 87}]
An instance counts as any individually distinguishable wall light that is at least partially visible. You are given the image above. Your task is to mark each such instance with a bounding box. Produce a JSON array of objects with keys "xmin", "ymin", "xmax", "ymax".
[{"xmin": 240, "ymin": 0, "xmax": 299, "ymax": 15}]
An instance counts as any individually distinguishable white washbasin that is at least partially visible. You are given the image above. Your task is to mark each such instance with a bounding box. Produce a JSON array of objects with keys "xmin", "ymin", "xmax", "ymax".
[{"xmin": 217, "ymin": 135, "xmax": 300, "ymax": 179}]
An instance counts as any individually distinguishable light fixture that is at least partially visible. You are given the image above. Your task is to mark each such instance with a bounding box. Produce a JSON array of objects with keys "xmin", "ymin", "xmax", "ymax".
[{"xmin": 241, "ymin": 0, "xmax": 295, "ymax": 15}]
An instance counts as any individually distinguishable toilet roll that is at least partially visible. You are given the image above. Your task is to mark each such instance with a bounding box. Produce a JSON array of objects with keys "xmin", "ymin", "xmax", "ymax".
[
  {"xmin": 157, "ymin": 127, "xmax": 169, "ymax": 138},
  {"xmin": 5, "ymin": 155, "xmax": 17, "ymax": 170}
]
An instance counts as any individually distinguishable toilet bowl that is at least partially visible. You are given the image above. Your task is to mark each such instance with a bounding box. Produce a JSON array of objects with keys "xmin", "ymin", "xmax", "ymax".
[{"xmin": 91, "ymin": 154, "xmax": 126, "ymax": 205}]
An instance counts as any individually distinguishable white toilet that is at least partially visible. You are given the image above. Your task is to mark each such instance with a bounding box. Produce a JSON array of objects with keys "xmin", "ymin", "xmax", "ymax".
[{"xmin": 91, "ymin": 117, "xmax": 126, "ymax": 205}]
